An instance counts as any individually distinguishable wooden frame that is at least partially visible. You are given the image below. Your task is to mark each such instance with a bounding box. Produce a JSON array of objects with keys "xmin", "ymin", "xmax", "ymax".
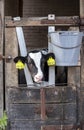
[
  {"xmin": 5, "ymin": 15, "xmax": 83, "ymax": 87},
  {"xmin": 5, "ymin": 16, "xmax": 81, "ymax": 27},
  {"xmin": 4, "ymin": 0, "xmax": 84, "ymax": 129}
]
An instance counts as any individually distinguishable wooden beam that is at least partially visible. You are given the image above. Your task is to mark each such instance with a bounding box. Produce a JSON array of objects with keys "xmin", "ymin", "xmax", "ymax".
[
  {"xmin": 0, "ymin": 0, "xmax": 4, "ymax": 117},
  {"xmin": 67, "ymin": 26, "xmax": 81, "ymax": 126},
  {"xmin": 80, "ymin": 0, "xmax": 84, "ymax": 18},
  {"xmin": 79, "ymin": 2, "xmax": 84, "ymax": 123},
  {"xmin": 80, "ymin": 0, "xmax": 84, "ymax": 84},
  {"xmin": 5, "ymin": 28, "xmax": 18, "ymax": 87},
  {"xmin": 68, "ymin": 27, "xmax": 80, "ymax": 88},
  {"xmin": 5, "ymin": 16, "xmax": 80, "ymax": 27}
]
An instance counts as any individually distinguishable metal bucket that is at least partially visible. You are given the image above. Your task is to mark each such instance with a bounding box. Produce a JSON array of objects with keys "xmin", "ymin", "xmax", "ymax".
[{"xmin": 48, "ymin": 31, "xmax": 83, "ymax": 66}]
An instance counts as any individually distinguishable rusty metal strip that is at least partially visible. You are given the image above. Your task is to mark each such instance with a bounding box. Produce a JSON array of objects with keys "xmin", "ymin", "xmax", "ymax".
[{"xmin": 40, "ymin": 88, "xmax": 46, "ymax": 120}]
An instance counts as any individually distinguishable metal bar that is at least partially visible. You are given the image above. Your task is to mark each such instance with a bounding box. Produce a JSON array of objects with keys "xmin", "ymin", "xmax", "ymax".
[
  {"xmin": 15, "ymin": 25, "xmax": 33, "ymax": 86},
  {"xmin": 48, "ymin": 14, "xmax": 55, "ymax": 86}
]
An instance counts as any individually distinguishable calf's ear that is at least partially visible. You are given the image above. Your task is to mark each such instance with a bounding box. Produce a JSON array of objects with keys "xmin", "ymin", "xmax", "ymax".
[
  {"xmin": 45, "ymin": 53, "xmax": 55, "ymax": 60},
  {"xmin": 45, "ymin": 53, "xmax": 56, "ymax": 66},
  {"xmin": 14, "ymin": 56, "xmax": 27, "ymax": 63}
]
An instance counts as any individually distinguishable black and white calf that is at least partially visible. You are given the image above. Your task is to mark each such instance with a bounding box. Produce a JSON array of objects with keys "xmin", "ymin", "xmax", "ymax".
[{"xmin": 14, "ymin": 49, "xmax": 67, "ymax": 84}]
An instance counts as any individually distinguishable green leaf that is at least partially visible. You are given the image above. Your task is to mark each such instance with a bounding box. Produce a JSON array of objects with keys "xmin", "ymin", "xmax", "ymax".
[{"xmin": 0, "ymin": 111, "xmax": 8, "ymax": 130}]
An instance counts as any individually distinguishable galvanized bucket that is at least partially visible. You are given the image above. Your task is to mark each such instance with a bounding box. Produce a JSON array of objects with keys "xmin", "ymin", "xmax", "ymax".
[{"xmin": 48, "ymin": 31, "xmax": 83, "ymax": 66}]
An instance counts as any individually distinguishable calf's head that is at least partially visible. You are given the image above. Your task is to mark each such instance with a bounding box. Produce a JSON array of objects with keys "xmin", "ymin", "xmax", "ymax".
[{"xmin": 14, "ymin": 50, "xmax": 55, "ymax": 83}]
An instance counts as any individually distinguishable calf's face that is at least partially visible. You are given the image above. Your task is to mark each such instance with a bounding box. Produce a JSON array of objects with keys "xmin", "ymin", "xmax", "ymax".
[
  {"xmin": 28, "ymin": 52, "xmax": 44, "ymax": 83},
  {"xmin": 27, "ymin": 51, "xmax": 55, "ymax": 83}
]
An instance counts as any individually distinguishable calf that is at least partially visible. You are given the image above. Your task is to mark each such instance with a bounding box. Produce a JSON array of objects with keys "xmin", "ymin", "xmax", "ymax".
[{"xmin": 14, "ymin": 49, "xmax": 67, "ymax": 84}]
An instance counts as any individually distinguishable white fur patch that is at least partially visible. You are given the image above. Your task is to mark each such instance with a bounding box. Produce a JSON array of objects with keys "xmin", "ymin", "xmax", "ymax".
[{"xmin": 29, "ymin": 52, "xmax": 43, "ymax": 83}]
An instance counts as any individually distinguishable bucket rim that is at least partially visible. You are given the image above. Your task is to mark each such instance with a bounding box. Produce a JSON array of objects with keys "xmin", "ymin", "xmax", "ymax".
[
  {"xmin": 49, "ymin": 42, "xmax": 81, "ymax": 49},
  {"xmin": 48, "ymin": 30, "xmax": 83, "ymax": 35}
]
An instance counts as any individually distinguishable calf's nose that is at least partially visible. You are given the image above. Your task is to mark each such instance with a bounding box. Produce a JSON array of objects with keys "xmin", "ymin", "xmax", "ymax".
[{"xmin": 34, "ymin": 74, "xmax": 43, "ymax": 83}]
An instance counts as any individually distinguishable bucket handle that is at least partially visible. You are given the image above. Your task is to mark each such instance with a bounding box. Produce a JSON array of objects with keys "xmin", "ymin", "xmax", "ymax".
[{"xmin": 50, "ymin": 42, "xmax": 82, "ymax": 49}]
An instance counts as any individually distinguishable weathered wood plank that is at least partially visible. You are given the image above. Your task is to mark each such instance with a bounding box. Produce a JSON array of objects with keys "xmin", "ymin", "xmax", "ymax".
[
  {"xmin": 8, "ymin": 103, "xmax": 76, "ymax": 122},
  {"xmin": 80, "ymin": 0, "xmax": 84, "ymax": 18},
  {"xmin": 9, "ymin": 120, "xmax": 43, "ymax": 130},
  {"xmin": 0, "ymin": 0, "xmax": 4, "ymax": 117},
  {"xmin": 78, "ymin": 0, "xmax": 84, "ymax": 125},
  {"xmin": 78, "ymin": 88, "xmax": 84, "ymax": 121},
  {"xmin": 80, "ymin": 30, "xmax": 84, "ymax": 84},
  {"xmin": 9, "ymin": 120, "xmax": 77, "ymax": 130},
  {"xmin": 63, "ymin": 103, "xmax": 76, "ymax": 122},
  {"xmin": 46, "ymin": 103, "xmax": 76, "ymax": 122},
  {"xmin": 68, "ymin": 27, "xmax": 80, "ymax": 88},
  {"xmin": 9, "ymin": 120, "xmax": 75, "ymax": 130},
  {"xmin": 67, "ymin": 27, "xmax": 81, "ymax": 126},
  {"xmin": 61, "ymin": 86, "xmax": 76, "ymax": 103},
  {"xmin": 80, "ymin": 0, "xmax": 84, "ymax": 84},
  {"xmin": 8, "ymin": 104, "xmax": 41, "ymax": 120},
  {"xmin": 7, "ymin": 87, "xmax": 40, "ymax": 103},
  {"xmin": 5, "ymin": 28, "xmax": 18, "ymax": 87},
  {"xmin": 41, "ymin": 125, "xmax": 75, "ymax": 130},
  {"xmin": 7, "ymin": 86, "xmax": 76, "ymax": 104},
  {"xmin": 5, "ymin": 16, "xmax": 80, "ymax": 27},
  {"xmin": 8, "ymin": 103, "xmax": 63, "ymax": 120},
  {"xmin": 68, "ymin": 67, "xmax": 80, "ymax": 87}
]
